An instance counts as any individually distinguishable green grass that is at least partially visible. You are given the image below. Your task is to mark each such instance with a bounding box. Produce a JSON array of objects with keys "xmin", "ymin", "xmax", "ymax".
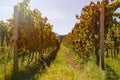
[
  {"xmin": 34, "ymin": 45, "xmax": 81, "ymax": 80},
  {"xmin": 0, "ymin": 46, "xmax": 58, "ymax": 80},
  {"xmin": 64, "ymin": 46, "xmax": 105, "ymax": 80},
  {"xmin": 62, "ymin": 46, "xmax": 120, "ymax": 80},
  {"xmin": 1, "ymin": 45, "xmax": 120, "ymax": 80},
  {"xmin": 34, "ymin": 45, "xmax": 120, "ymax": 80},
  {"xmin": 0, "ymin": 46, "xmax": 13, "ymax": 80},
  {"xmin": 104, "ymin": 55, "xmax": 120, "ymax": 80}
]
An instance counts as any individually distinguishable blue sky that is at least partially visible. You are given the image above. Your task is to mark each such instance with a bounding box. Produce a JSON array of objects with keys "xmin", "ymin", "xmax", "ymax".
[{"xmin": 0, "ymin": 0, "xmax": 99, "ymax": 35}]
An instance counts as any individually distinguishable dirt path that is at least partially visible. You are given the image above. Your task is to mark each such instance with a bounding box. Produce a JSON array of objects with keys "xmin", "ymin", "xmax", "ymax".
[{"xmin": 64, "ymin": 48, "xmax": 79, "ymax": 71}]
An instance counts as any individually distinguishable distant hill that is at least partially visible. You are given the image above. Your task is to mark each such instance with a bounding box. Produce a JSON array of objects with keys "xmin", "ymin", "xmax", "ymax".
[{"xmin": 56, "ymin": 33, "xmax": 66, "ymax": 42}]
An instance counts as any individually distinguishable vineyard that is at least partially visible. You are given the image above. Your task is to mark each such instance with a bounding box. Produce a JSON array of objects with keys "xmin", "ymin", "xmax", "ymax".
[{"xmin": 0, "ymin": 0, "xmax": 120, "ymax": 80}]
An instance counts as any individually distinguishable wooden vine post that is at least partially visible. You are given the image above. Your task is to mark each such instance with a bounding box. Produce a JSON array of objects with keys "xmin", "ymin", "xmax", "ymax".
[
  {"xmin": 13, "ymin": 5, "xmax": 19, "ymax": 78},
  {"xmin": 100, "ymin": 5, "xmax": 105, "ymax": 70}
]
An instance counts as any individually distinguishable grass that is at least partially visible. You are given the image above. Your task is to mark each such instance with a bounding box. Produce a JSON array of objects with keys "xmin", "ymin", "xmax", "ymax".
[
  {"xmin": 0, "ymin": 45, "xmax": 58, "ymax": 80},
  {"xmin": 0, "ymin": 46, "xmax": 13, "ymax": 80},
  {"xmin": 104, "ymin": 55, "xmax": 120, "ymax": 80},
  {"xmin": 0, "ymin": 45, "xmax": 120, "ymax": 80},
  {"xmin": 34, "ymin": 45, "xmax": 120, "ymax": 80},
  {"xmin": 85, "ymin": 61, "xmax": 105, "ymax": 80},
  {"xmin": 64, "ymin": 46, "xmax": 105, "ymax": 80},
  {"xmin": 35, "ymin": 45, "xmax": 81, "ymax": 80},
  {"xmin": 63, "ymin": 46, "xmax": 120, "ymax": 80}
]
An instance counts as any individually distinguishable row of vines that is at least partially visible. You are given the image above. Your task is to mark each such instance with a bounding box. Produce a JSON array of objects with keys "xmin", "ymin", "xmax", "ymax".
[
  {"xmin": 63, "ymin": 0, "xmax": 120, "ymax": 66},
  {"xmin": 0, "ymin": 0, "xmax": 60, "ymax": 79}
]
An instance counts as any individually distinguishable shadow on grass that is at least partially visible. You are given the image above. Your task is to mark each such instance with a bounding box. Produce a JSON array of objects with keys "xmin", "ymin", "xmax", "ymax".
[
  {"xmin": 6, "ymin": 47, "xmax": 59, "ymax": 80},
  {"xmin": 105, "ymin": 65, "xmax": 120, "ymax": 80}
]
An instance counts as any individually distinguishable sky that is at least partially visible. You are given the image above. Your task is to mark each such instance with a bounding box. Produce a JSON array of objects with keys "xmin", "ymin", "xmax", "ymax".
[{"xmin": 0, "ymin": 0, "xmax": 101, "ymax": 35}]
